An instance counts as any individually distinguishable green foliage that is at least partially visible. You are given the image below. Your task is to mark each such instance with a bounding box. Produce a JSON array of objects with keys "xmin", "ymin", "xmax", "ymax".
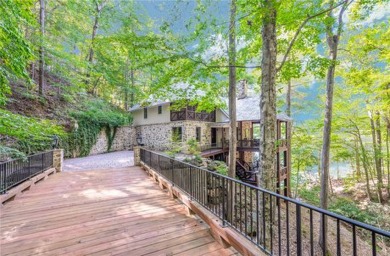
[
  {"xmin": 298, "ymin": 185, "xmax": 321, "ymax": 206},
  {"xmin": 187, "ymin": 138, "xmax": 200, "ymax": 155},
  {"xmin": 0, "ymin": 109, "xmax": 65, "ymax": 154},
  {"xmin": 166, "ymin": 147, "xmax": 181, "ymax": 158},
  {"xmin": 0, "ymin": 0, "xmax": 34, "ymax": 105},
  {"xmin": 0, "ymin": 145, "xmax": 26, "ymax": 161},
  {"xmin": 329, "ymin": 197, "xmax": 377, "ymax": 225},
  {"xmin": 62, "ymin": 99, "xmax": 131, "ymax": 157},
  {"xmin": 207, "ymin": 160, "xmax": 228, "ymax": 176}
]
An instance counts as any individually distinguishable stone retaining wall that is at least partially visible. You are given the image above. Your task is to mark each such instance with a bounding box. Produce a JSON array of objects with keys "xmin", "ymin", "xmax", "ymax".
[{"xmin": 90, "ymin": 126, "xmax": 135, "ymax": 155}]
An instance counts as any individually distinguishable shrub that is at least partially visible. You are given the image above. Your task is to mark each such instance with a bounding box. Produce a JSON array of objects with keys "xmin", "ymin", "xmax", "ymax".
[{"xmin": 0, "ymin": 109, "xmax": 66, "ymax": 155}]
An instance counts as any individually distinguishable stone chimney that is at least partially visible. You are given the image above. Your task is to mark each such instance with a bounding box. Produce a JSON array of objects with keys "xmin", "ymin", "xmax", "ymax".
[{"xmin": 237, "ymin": 79, "xmax": 248, "ymax": 99}]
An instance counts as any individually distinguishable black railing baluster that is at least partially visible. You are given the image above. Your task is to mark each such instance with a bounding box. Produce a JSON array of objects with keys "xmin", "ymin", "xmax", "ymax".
[
  {"xmin": 250, "ymin": 187, "xmax": 253, "ymax": 242},
  {"xmin": 189, "ymin": 166, "xmax": 192, "ymax": 200},
  {"xmin": 372, "ymin": 232, "xmax": 376, "ymax": 256},
  {"xmin": 256, "ymin": 190, "xmax": 260, "ymax": 246},
  {"xmin": 222, "ymin": 177, "xmax": 226, "ymax": 226},
  {"xmin": 240, "ymin": 183, "xmax": 243, "ymax": 233},
  {"xmin": 296, "ymin": 204, "xmax": 302, "ymax": 256},
  {"xmin": 322, "ymin": 213, "xmax": 326, "ymax": 256},
  {"xmin": 270, "ymin": 194, "xmax": 273, "ymax": 253},
  {"xmin": 286, "ymin": 201, "xmax": 290, "ymax": 256},
  {"xmin": 310, "ymin": 209, "xmax": 314, "ymax": 256},
  {"xmin": 245, "ymin": 184, "xmax": 247, "ymax": 237},
  {"xmin": 337, "ymin": 219, "xmax": 341, "ymax": 256},
  {"xmin": 278, "ymin": 197, "xmax": 281, "ymax": 256},
  {"xmin": 262, "ymin": 191, "xmax": 266, "ymax": 247},
  {"xmin": 352, "ymin": 224, "xmax": 357, "ymax": 256}
]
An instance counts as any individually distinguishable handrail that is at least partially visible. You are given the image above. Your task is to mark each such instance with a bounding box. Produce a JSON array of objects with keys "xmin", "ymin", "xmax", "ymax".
[
  {"xmin": 140, "ymin": 148, "xmax": 390, "ymax": 255},
  {"xmin": 0, "ymin": 150, "xmax": 54, "ymax": 194}
]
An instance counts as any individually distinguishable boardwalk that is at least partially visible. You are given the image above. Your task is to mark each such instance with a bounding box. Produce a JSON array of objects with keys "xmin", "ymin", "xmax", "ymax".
[{"xmin": 0, "ymin": 167, "xmax": 238, "ymax": 256}]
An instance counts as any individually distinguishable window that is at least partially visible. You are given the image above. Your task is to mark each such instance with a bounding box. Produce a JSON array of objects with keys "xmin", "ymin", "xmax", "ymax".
[
  {"xmin": 172, "ymin": 127, "xmax": 182, "ymax": 142},
  {"xmin": 158, "ymin": 106, "xmax": 162, "ymax": 114},
  {"xmin": 253, "ymin": 123, "xmax": 260, "ymax": 139},
  {"xmin": 144, "ymin": 108, "xmax": 147, "ymax": 119},
  {"xmin": 196, "ymin": 127, "xmax": 201, "ymax": 142}
]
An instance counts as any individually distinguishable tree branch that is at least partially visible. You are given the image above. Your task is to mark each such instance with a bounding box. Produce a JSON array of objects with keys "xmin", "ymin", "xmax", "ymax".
[
  {"xmin": 276, "ymin": 0, "xmax": 348, "ymax": 73},
  {"xmin": 185, "ymin": 56, "xmax": 261, "ymax": 69}
]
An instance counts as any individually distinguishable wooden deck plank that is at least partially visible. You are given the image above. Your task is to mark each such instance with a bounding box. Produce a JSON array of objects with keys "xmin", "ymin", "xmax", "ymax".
[{"xmin": 0, "ymin": 166, "xmax": 238, "ymax": 256}]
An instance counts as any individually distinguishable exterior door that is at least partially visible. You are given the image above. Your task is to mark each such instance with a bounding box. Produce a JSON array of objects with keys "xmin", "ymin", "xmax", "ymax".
[{"xmin": 211, "ymin": 128, "xmax": 217, "ymax": 146}]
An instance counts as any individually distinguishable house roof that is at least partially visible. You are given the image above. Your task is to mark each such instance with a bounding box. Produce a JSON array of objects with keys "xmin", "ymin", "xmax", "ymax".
[
  {"xmin": 236, "ymin": 96, "xmax": 292, "ymax": 122},
  {"xmin": 129, "ymin": 100, "xmax": 170, "ymax": 112}
]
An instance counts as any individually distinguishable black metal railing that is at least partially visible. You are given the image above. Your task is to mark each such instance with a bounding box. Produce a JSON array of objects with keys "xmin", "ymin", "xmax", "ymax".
[
  {"xmin": 140, "ymin": 148, "xmax": 390, "ymax": 255},
  {"xmin": 0, "ymin": 151, "xmax": 54, "ymax": 194}
]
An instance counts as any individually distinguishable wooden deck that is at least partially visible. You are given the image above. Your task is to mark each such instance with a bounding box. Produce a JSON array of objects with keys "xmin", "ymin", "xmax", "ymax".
[
  {"xmin": 0, "ymin": 167, "xmax": 238, "ymax": 256},
  {"xmin": 201, "ymin": 148, "xmax": 228, "ymax": 158}
]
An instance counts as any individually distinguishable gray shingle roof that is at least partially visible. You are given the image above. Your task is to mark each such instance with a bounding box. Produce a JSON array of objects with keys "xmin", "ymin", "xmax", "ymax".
[{"xmin": 236, "ymin": 96, "xmax": 292, "ymax": 121}]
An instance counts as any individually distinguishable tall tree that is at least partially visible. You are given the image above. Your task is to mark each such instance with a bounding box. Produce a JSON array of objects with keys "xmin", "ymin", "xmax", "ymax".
[
  {"xmin": 258, "ymin": 0, "xmax": 278, "ymax": 191},
  {"xmin": 228, "ymin": 0, "xmax": 237, "ymax": 179},
  {"xmin": 319, "ymin": 0, "xmax": 351, "ymax": 250},
  {"xmin": 86, "ymin": 0, "xmax": 108, "ymax": 91},
  {"xmin": 38, "ymin": 0, "xmax": 45, "ymax": 96}
]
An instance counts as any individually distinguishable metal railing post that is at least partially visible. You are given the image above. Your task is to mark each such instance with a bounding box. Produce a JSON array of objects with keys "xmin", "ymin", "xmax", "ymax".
[
  {"xmin": 222, "ymin": 177, "xmax": 226, "ymax": 227},
  {"xmin": 296, "ymin": 204, "xmax": 302, "ymax": 255},
  {"xmin": 28, "ymin": 156, "xmax": 31, "ymax": 178},
  {"xmin": 171, "ymin": 159, "xmax": 174, "ymax": 186},
  {"xmin": 41, "ymin": 153, "xmax": 44, "ymax": 173},
  {"xmin": 189, "ymin": 166, "xmax": 193, "ymax": 200}
]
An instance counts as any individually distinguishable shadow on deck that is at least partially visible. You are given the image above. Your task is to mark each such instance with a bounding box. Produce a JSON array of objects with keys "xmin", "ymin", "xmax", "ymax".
[{"xmin": 0, "ymin": 166, "xmax": 238, "ymax": 256}]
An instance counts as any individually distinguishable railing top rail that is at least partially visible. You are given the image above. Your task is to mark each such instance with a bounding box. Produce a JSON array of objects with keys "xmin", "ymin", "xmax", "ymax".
[
  {"xmin": 0, "ymin": 150, "xmax": 55, "ymax": 165},
  {"xmin": 140, "ymin": 147, "xmax": 390, "ymax": 238}
]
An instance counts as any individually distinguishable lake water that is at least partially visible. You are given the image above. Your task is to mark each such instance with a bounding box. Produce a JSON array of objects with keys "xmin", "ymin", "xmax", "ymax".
[{"xmin": 306, "ymin": 162, "xmax": 354, "ymax": 179}]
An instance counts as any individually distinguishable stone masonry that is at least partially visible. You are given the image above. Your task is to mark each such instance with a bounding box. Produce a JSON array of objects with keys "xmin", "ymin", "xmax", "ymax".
[
  {"xmin": 90, "ymin": 126, "xmax": 135, "ymax": 155},
  {"xmin": 135, "ymin": 120, "xmax": 212, "ymax": 151},
  {"xmin": 53, "ymin": 149, "xmax": 64, "ymax": 172}
]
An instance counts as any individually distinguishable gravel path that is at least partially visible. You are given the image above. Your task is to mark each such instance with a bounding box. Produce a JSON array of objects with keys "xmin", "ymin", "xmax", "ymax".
[{"xmin": 64, "ymin": 150, "xmax": 134, "ymax": 171}]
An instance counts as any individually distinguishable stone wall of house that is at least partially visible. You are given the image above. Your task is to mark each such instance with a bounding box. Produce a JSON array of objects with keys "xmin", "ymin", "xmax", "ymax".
[
  {"xmin": 135, "ymin": 121, "xmax": 212, "ymax": 151},
  {"xmin": 90, "ymin": 126, "xmax": 135, "ymax": 155}
]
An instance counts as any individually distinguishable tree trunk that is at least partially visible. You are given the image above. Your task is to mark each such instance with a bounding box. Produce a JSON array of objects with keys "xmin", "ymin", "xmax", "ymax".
[
  {"xmin": 319, "ymin": 0, "xmax": 349, "ymax": 250},
  {"xmin": 227, "ymin": 0, "xmax": 237, "ymax": 224},
  {"xmin": 38, "ymin": 0, "xmax": 45, "ymax": 96},
  {"xmin": 375, "ymin": 112, "xmax": 383, "ymax": 178},
  {"xmin": 86, "ymin": 1, "xmax": 106, "ymax": 87},
  {"xmin": 385, "ymin": 116, "xmax": 390, "ymax": 194},
  {"xmin": 286, "ymin": 79, "xmax": 292, "ymax": 196},
  {"xmin": 228, "ymin": 0, "xmax": 237, "ymax": 179},
  {"xmin": 130, "ymin": 68, "xmax": 135, "ymax": 108},
  {"xmin": 354, "ymin": 122, "xmax": 373, "ymax": 200},
  {"xmin": 258, "ymin": 0, "xmax": 277, "ymax": 192},
  {"xmin": 294, "ymin": 160, "xmax": 300, "ymax": 198},
  {"xmin": 258, "ymin": 0, "xmax": 277, "ymax": 249},
  {"xmin": 369, "ymin": 110, "xmax": 384, "ymax": 203},
  {"xmin": 286, "ymin": 79, "xmax": 291, "ymax": 117},
  {"xmin": 355, "ymin": 138, "xmax": 361, "ymax": 179}
]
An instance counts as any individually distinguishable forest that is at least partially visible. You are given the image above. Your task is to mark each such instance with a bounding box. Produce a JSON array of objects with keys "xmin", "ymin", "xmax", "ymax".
[{"xmin": 0, "ymin": 0, "xmax": 389, "ymax": 234}]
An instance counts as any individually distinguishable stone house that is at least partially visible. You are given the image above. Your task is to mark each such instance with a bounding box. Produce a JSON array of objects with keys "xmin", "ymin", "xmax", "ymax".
[
  {"xmin": 130, "ymin": 81, "xmax": 291, "ymax": 195},
  {"xmin": 129, "ymin": 101, "xmax": 229, "ymax": 151}
]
